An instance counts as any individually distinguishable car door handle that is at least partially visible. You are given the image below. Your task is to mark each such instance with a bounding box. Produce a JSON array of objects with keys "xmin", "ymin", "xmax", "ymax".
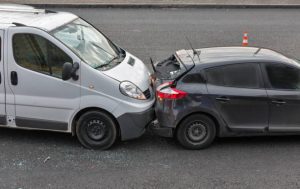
[
  {"xmin": 11, "ymin": 71, "xmax": 18, "ymax": 85},
  {"xmin": 216, "ymin": 96, "xmax": 230, "ymax": 102},
  {"xmin": 271, "ymin": 99, "xmax": 286, "ymax": 105}
]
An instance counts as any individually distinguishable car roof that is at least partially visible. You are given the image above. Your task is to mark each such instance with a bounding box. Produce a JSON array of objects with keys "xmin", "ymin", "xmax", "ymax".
[
  {"xmin": 198, "ymin": 46, "xmax": 291, "ymax": 63},
  {"xmin": 176, "ymin": 46, "xmax": 297, "ymax": 69},
  {"xmin": 0, "ymin": 4, "xmax": 78, "ymax": 31}
]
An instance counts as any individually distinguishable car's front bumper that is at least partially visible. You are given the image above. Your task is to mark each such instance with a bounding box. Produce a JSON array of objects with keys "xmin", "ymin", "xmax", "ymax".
[{"xmin": 117, "ymin": 107, "xmax": 155, "ymax": 141}]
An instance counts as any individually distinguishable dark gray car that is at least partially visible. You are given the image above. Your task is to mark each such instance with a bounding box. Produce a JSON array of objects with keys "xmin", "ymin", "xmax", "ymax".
[{"xmin": 151, "ymin": 46, "xmax": 300, "ymax": 149}]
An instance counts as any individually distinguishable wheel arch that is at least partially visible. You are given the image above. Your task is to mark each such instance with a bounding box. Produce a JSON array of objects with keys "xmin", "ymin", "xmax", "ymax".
[
  {"xmin": 175, "ymin": 111, "xmax": 221, "ymax": 137},
  {"xmin": 71, "ymin": 107, "xmax": 121, "ymax": 138}
]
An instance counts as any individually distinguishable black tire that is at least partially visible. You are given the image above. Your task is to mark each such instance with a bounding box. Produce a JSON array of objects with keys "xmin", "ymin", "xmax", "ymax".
[
  {"xmin": 176, "ymin": 114, "xmax": 216, "ymax": 150},
  {"xmin": 76, "ymin": 111, "xmax": 117, "ymax": 150}
]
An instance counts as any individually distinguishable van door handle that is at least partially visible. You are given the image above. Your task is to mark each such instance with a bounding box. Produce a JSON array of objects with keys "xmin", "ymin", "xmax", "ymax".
[
  {"xmin": 271, "ymin": 99, "xmax": 286, "ymax": 105},
  {"xmin": 0, "ymin": 72, "xmax": 1, "ymax": 84},
  {"xmin": 216, "ymin": 96, "xmax": 230, "ymax": 102},
  {"xmin": 11, "ymin": 71, "xmax": 18, "ymax": 85}
]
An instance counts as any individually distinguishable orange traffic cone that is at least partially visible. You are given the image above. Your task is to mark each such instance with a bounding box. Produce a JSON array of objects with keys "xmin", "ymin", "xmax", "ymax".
[{"xmin": 242, "ymin": 32, "xmax": 248, "ymax": 46}]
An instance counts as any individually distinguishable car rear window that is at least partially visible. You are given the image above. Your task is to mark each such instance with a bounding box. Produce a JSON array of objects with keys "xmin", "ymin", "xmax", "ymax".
[{"xmin": 205, "ymin": 63, "xmax": 261, "ymax": 88}]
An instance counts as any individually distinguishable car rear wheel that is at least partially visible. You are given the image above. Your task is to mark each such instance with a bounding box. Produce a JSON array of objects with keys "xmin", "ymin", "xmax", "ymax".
[
  {"xmin": 76, "ymin": 111, "xmax": 117, "ymax": 150},
  {"xmin": 176, "ymin": 114, "xmax": 216, "ymax": 150}
]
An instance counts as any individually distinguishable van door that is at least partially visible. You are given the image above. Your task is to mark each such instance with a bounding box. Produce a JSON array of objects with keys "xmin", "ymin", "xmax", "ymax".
[
  {"xmin": 6, "ymin": 27, "xmax": 81, "ymax": 131},
  {"xmin": 0, "ymin": 30, "xmax": 6, "ymax": 125}
]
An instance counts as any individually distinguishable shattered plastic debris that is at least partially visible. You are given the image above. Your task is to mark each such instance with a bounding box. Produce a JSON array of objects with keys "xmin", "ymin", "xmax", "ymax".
[{"xmin": 43, "ymin": 156, "xmax": 51, "ymax": 163}]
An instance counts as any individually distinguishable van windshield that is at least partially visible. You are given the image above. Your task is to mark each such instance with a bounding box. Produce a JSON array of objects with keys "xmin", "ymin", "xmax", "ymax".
[{"xmin": 51, "ymin": 18, "xmax": 123, "ymax": 69}]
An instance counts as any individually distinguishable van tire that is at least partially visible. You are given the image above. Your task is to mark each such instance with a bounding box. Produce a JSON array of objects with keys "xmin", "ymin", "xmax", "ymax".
[
  {"xmin": 76, "ymin": 111, "xmax": 117, "ymax": 150},
  {"xmin": 176, "ymin": 114, "xmax": 216, "ymax": 150}
]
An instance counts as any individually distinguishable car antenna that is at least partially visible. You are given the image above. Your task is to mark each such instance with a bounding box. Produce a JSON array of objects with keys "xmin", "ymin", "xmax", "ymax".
[
  {"xmin": 254, "ymin": 48, "xmax": 261, "ymax": 55},
  {"xmin": 149, "ymin": 57, "xmax": 156, "ymax": 73},
  {"xmin": 185, "ymin": 36, "xmax": 201, "ymax": 62}
]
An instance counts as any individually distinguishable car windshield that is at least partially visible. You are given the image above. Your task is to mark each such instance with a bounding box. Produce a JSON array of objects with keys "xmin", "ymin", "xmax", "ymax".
[{"xmin": 51, "ymin": 18, "xmax": 121, "ymax": 69}]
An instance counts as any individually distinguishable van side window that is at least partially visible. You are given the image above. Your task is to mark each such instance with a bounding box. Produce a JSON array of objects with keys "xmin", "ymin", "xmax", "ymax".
[
  {"xmin": 205, "ymin": 63, "xmax": 261, "ymax": 89},
  {"xmin": 13, "ymin": 34, "xmax": 72, "ymax": 78}
]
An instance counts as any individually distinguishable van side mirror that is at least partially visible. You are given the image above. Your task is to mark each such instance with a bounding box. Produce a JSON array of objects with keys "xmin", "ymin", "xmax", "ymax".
[{"xmin": 62, "ymin": 62, "xmax": 79, "ymax": 81}]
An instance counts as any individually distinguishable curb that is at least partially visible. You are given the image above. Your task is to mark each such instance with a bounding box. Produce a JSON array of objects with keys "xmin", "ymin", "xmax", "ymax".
[{"xmin": 28, "ymin": 3, "xmax": 300, "ymax": 9}]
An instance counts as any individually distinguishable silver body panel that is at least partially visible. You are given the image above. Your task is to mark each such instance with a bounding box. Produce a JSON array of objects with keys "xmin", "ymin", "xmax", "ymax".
[{"xmin": 0, "ymin": 4, "xmax": 155, "ymax": 140}]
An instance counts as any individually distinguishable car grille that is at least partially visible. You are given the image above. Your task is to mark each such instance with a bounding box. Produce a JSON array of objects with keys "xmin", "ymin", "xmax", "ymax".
[{"xmin": 143, "ymin": 88, "xmax": 151, "ymax": 99}]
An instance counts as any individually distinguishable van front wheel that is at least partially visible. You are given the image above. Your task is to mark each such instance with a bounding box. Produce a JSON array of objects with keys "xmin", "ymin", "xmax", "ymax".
[{"xmin": 76, "ymin": 111, "xmax": 117, "ymax": 150}]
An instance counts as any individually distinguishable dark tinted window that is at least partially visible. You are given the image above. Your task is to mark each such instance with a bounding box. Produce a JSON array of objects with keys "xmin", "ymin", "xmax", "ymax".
[
  {"xmin": 182, "ymin": 73, "xmax": 205, "ymax": 83},
  {"xmin": 206, "ymin": 63, "xmax": 261, "ymax": 88},
  {"xmin": 13, "ymin": 34, "xmax": 72, "ymax": 78},
  {"xmin": 266, "ymin": 64, "xmax": 300, "ymax": 90}
]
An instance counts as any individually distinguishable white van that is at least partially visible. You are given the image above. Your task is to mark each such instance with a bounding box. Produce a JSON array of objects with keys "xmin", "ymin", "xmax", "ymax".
[{"xmin": 0, "ymin": 4, "xmax": 155, "ymax": 149}]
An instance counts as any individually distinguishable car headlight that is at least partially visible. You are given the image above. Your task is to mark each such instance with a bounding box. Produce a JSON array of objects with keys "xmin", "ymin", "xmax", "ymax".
[{"xmin": 119, "ymin": 81, "xmax": 146, "ymax": 100}]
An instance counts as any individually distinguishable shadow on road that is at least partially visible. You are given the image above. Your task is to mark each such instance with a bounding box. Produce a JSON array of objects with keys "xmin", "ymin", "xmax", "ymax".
[{"xmin": 0, "ymin": 127, "xmax": 300, "ymax": 151}]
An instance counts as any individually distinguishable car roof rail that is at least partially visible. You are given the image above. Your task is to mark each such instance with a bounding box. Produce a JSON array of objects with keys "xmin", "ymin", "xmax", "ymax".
[
  {"xmin": 12, "ymin": 22, "xmax": 26, "ymax": 27},
  {"xmin": 45, "ymin": 9, "xmax": 56, "ymax": 13}
]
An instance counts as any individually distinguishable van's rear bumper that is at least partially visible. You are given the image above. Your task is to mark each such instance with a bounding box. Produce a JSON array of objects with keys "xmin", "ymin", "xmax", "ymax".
[{"xmin": 117, "ymin": 107, "xmax": 155, "ymax": 141}]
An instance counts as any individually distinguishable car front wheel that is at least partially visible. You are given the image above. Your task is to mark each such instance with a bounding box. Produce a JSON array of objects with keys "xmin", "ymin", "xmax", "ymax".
[{"xmin": 176, "ymin": 114, "xmax": 216, "ymax": 150}]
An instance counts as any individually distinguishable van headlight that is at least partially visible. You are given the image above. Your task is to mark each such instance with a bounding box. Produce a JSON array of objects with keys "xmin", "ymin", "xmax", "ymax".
[{"xmin": 119, "ymin": 81, "xmax": 146, "ymax": 100}]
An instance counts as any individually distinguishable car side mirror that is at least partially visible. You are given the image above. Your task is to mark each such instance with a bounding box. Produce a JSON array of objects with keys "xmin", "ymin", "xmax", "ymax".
[{"xmin": 62, "ymin": 62, "xmax": 79, "ymax": 81}]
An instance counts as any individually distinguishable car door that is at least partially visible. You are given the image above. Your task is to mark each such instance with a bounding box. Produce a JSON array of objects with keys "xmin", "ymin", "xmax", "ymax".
[
  {"xmin": 205, "ymin": 63, "xmax": 269, "ymax": 131},
  {"xmin": 0, "ymin": 30, "xmax": 6, "ymax": 125},
  {"xmin": 262, "ymin": 62, "xmax": 300, "ymax": 132},
  {"xmin": 6, "ymin": 27, "xmax": 81, "ymax": 131}
]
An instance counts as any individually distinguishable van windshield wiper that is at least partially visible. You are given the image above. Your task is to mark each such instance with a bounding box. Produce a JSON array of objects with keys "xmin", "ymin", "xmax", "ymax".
[
  {"xmin": 94, "ymin": 56, "xmax": 120, "ymax": 69},
  {"xmin": 91, "ymin": 42, "xmax": 115, "ymax": 57}
]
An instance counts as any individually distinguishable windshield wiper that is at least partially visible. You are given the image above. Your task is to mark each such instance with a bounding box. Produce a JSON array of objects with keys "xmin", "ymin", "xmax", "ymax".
[
  {"xmin": 94, "ymin": 56, "xmax": 120, "ymax": 69},
  {"xmin": 91, "ymin": 42, "xmax": 115, "ymax": 57}
]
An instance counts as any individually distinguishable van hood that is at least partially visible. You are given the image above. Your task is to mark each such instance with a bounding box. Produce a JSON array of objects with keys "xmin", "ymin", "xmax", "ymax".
[{"xmin": 102, "ymin": 52, "xmax": 151, "ymax": 91}]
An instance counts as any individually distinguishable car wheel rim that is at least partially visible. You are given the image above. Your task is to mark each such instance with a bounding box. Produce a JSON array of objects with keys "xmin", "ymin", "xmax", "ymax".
[
  {"xmin": 86, "ymin": 119, "xmax": 107, "ymax": 141},
  {"xmin": 186, "ymin": 121, "xmax": 207, "ymax": 142}
]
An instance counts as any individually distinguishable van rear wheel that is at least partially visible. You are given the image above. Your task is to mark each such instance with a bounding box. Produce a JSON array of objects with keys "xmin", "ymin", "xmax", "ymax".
[
  {"xmin": 76, "ymin": 111, "xmax": 117, "ymax": 150},
  {"xmin": 176, "ymin": 114, "xmax": 216, "ymax": 150}
]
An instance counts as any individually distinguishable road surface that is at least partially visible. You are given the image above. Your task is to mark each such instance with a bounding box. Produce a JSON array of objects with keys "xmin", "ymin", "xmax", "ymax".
[{"xmin": 1, "ymin": 8, "xmax": 300, "ymax": 189}]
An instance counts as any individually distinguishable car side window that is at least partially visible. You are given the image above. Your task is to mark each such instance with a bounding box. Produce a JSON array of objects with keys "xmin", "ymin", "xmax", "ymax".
[
  {"xmin": 13, "ymin": 33, "xmax": 72, "ymax": 78},
  {"xmin": 266, "ymin": 64, "xmax": 300, "ymax": 90},
  {"xmin": 205, "ymin": 63, "xmax": 261, "ymax": 88},
  {"xmin": 182, "ymin": 73, "xmax": 205, "ymax": 83}
]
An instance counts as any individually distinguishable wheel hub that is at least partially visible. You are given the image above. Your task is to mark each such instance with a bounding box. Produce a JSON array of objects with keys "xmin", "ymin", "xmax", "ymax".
[
  {"xmin": 187, "ymin": 121, "xmax": 207, "ymax": 142},
  {"xmin": 87, "ymin": 119, "xmax": 106, "ymax": 141}
]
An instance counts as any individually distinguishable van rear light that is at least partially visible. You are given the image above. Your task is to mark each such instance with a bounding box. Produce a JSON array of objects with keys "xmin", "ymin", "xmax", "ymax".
[{"xmin": 156, "ymin": 82, "xmax": 187, "ymax": 100}]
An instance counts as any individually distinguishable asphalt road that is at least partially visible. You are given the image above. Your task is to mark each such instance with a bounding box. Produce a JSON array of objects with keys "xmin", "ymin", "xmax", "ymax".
[{"xmin": 2, "ymin": 8, "xmax": 300, "ymax": 189}]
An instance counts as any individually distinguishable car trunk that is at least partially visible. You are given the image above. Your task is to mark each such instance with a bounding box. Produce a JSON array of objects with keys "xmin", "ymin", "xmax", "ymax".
[
  {"xmin": 153, "ymin": 49, "xmax": 195, "ymax": 88},
  {"xmin": 150, "ymin": 49, "xmax": 196, "ymax": 134}
]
